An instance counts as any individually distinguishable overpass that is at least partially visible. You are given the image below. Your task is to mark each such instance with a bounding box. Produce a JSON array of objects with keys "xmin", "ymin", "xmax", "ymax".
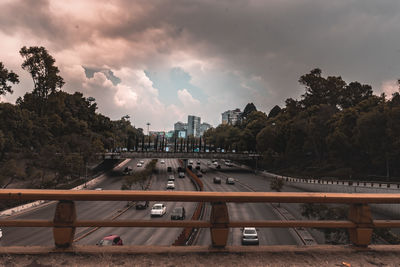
[{"xmin": 102, "ymin": 152, "xmax": 261, "ymax": 160}]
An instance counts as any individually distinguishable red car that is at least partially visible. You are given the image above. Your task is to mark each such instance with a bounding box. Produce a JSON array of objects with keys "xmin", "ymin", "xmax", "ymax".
[{"xmin": 97, "ymin": 235, "xmax": 123, "ymax": 246}]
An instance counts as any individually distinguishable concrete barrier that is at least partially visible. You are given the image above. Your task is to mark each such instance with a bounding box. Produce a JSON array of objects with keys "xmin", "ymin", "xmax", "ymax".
[
  {"xmin": 260, "ymin": 170, "xmax": 400, "ymax": 216},
  {"xmin": 0, "ymin": 159, "xmax": 130, "ymax": 217}
]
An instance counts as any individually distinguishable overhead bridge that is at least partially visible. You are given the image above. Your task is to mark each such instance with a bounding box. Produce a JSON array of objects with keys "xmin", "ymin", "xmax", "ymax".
[
  {"xmin": 1, "ymin": 190, "xmax": 400, "ymax": 249},
  {"xmin": 102, "ymin": 152, "xmax": 261, "ymax": 160}
]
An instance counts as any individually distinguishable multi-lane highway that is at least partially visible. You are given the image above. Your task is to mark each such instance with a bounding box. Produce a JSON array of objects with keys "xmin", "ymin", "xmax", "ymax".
[
  {"xmin": 192, "ymin": 159, "xmax": 302, "ymax": 246},
  {"xmin": 0, "ymin": 158, "xmax": 314, "ymax": 247},
  {"xmin": 0, "ymin": 158, "xmax": 197, "ymax": 246}
]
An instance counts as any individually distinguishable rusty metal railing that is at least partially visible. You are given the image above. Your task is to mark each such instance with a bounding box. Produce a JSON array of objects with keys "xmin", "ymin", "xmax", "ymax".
[{"xmin": 1, "ymin": 190, "xmax": 400, "ymax": 248}]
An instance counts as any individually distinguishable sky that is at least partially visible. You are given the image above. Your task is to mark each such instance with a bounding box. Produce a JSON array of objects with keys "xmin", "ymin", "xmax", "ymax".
[{"xmin": 1, "ymin": 0, "xmax": 400, "ymax": 131}]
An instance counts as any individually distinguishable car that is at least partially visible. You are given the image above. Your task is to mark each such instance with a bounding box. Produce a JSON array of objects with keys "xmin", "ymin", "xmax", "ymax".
[
  {"xmin": 123, "ymin": 166, "xmax": 133, "ymax": 175},
  {"xmin": 97, "ymin": 235, "xmax": 123, "ymax": 246},
  {"xmin": 196, "ymin": 171, "xmax": 203, "ymax": 177},
  {"xmin": 200, "ymin": 169, "xmax": 206, "ymax": 174},
  {"xmin": 136, "ymin": 200, "xmax": 149, "ymax": 209},
  {"xmin": 151, "ymin": 203, "xmax": 166, "ymax": 217},
  {"xmin": 167, "ymin": 181, "xmax": 175, "ymax": 189},
  {"xmin": 188, "ymin": 165, "xmax": 192, "ymax": 170},
  {"xmin": 160, "ymin": 159, "xmax": 165, "ymax": 164},
  {"xmin": 171, "ymin": 206, "xmax": 186, "ymax": 220},
  {"xmin": 241, "ymin": 227, "xmax": 259, "ymax": 245},
  {"xmin": 213, "ymin": 177, "xmax": 221, "ymax": 184},
  {"xmin": 0, "ymin": 228, "xmax": 2, "ymax": 239},
  {"xmin": 167, "ymin": 166, "xmax": 172, "ymax": 172},
  {"xmin": 225, "ymin": 160, "xmax": 233, "ymax": 167},
  {"xmin": 168, "ymin": 175, "xmax": 175, "ymax": 181},
  {"xmin": 196, "ymin": 160, "xmax": 201, "ymax": 165},
  {"xmin": 177, "ymin": 166, "xmax": 183, "ymax": 172},
  {"xmin": 189, "ymin": 160, "xmax": 193, "ymax": 165},
  {"xmin": 226, "ymin": 177, "xmax": 235, "ymax": 185},
  {"xmin": 195, "ymin": 165, "xmax": 200, "ymax": 170},
  {"xmin": 178, "ymin": 172, "xmax": 185, "ymax": 178},
  {"xmin": 140, "ymin": 160, "xmax": 144, "ymax": 164},
  {"xmin": 94, "ymin": 187, "xmax": 103, "ymax": 191},
  {"xmin": 137, "ymin": 163, "xmax": 142, "ymax": 167}
]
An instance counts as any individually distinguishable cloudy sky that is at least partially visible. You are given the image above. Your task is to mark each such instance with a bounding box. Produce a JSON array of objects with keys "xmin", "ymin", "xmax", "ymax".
[{"xmin": 1, "ymin": 0, "xmax": 400, "ymax": 130}]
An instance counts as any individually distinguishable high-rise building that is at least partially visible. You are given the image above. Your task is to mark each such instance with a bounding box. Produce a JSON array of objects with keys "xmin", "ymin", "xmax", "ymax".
[
  {"xmin": 200, "ymin": 122, "xmax": 212, "ymax": 136},
  {"xmin": 221, "ymin": 108, "xmax": 242, "ymax": 125},
  {"xmin": 174, "ymin": 121, "xmax": 187, "ymax": 132},
  {"xmin": 187, "ymin": 115, "xmax": 201, "ymax": 137}
]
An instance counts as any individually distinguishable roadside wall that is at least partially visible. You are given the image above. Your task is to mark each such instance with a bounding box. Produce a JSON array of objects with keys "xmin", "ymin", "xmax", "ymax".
[{"xmin": 261, "ymin": 171, "xmax": 400, "ymax": 216}]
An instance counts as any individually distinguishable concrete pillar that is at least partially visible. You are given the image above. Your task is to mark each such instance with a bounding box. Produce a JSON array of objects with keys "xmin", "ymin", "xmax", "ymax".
[
  {"xmin": 348, "ymin": 204, "xmax": 372, "ymax": 247},
  {"xmin": 53, "ymin": 200, "xmax": 76, "ymax": 248},
  {"xmin": 210, "ymin": 202, "xmax": 229, "ymax": 247}
]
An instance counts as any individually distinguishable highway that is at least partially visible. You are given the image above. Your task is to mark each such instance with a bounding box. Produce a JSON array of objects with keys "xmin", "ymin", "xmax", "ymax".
[
  {"xmin": 193, "ymin": 160, "xmax": 302, "ymax": 246},
  {"xmin": 1, "ymin": 158, "xmax": 313, "ymax": 247},
  {"xmin": 0, "ymin": 158, "xmax": 197, "ymax": 246}
]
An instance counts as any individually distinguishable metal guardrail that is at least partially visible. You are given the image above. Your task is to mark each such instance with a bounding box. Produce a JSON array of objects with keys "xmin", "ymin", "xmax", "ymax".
[{"xmin": 1, "ymin": 190, "xmax": 400, "ymax": 248}]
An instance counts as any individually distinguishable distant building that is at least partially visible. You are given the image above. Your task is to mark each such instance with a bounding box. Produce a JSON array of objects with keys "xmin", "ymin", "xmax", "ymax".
[
  {"xmin": 165, "ymin": 130, "xmax": 174, "ymax": 139},
  {"xmin": 221, "ymin": 109, "xmax": 242, "ymax": 125},
  {"xmin": 174, "ymin": 121, "xmax": 187, "ymax": 132},
  {"xmin": 200, "ymin": 122, "xmax": 212, "ymax": 136},
  {"xmin": 149, "ymin": 131, "xmax": 165, "ymax": 138},
  {"xmin": 177, "ymin": 130, "xmax": 186, "ymax": 138},
  {"xmin": 187, "ymin": 115, "xmax": 201, "ymax": 137}
]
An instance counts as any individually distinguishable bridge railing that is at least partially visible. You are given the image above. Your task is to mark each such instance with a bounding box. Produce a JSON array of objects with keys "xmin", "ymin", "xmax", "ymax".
[{"xmin": 1, "ymin": 190, "xmax": 400, "ymax": 248}]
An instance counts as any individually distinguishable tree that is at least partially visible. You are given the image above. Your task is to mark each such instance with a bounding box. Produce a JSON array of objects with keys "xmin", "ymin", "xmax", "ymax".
[
  {"xmin": 268, "ymin": 105, "xmax": 281, "ymax": 118},
  {"xmin": 270, "ymin": 178, "xmax": 284, "ymax": 207},
  {"xmin": 19, "ymin": 46, "xmax": 64, "ymax": 99},
  {"xmin": 242, "ymin": 103, "xmax": 257, "ymax": 120},
  {"xmin": 299, "ymin": 68, "xmax": 346, "ymax": 108},
  {"xmin": 0, "ymin": 62, "xmax": 19, "ymax": 95}
]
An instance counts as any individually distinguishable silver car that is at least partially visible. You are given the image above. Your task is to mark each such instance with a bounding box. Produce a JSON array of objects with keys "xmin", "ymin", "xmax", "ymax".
[{"xmin": 242, "ymin": 227, "xmax": 259, "ymax": 245}]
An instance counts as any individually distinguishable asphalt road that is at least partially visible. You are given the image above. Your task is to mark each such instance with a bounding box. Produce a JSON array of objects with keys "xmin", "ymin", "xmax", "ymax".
[
  {"xmin": 193, "ymin": 159, "xmax": 301, "ymax": 246},
  {"xmin": 0, "ymin": 158, "xmax": 197, "ymax": 246}
]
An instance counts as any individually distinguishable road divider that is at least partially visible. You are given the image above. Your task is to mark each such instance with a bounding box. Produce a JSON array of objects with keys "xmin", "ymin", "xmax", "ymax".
[{"xmin": 173, "ymin": 160, "xmax": 205, "ymax": 246}]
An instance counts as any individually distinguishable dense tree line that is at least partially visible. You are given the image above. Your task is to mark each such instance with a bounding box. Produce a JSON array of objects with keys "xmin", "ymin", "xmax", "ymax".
[
  {"xmin": 205, "ymin": 69, "xmax": 400, "ymax": 180},
  {"xmin": 0, "ymin": 47, "xmax": 143, "ymax": 188}
]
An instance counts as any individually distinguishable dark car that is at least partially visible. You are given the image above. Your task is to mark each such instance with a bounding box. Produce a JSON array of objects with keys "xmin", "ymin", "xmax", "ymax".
[
  {"xmin": 213, "ymin": 177, "xmax": 221, "ymax": 184},
  {"xmin": 188, "ymin": 165, "xmax": 192, "ymax": 170},
  {"xmin": 195, "ymin": 165, "xmax": 200, "ymax": 170},
  {"xmin": 136, "ymin": 201, "xmax": 149, "ymax": 209},
  {"xmin": 200, "ymin": 169, "xmax": 206, "ymax": 174},
  {"xmin": 97, "ymin": 235, "xmax": 123, "ymax": 246},
  {"xmin": 196, "ymin": 171, "xmax": 203, "ymax": 177},
  {"xmin": 167, "ymin": 166, "xmax": 172, "ymax": 172},
  {"xmin": 123, "ymin": 166, "xmax": 133, "ymax": 175},
  {"xmin": 178, "ymin": 167, "xmax": 183, "ymax": 172},
  {"xmin": 171, "ymin": 206, "xmax": 186, "ymax": 220}
]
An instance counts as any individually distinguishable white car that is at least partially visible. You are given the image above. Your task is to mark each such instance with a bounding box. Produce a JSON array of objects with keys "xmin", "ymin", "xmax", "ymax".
[
  {"xmin": 140, "ymin": 160, "xmax": 144, "ymax": 164},
  {"xmin": 242, "ymin": 227, "xmax": 259, "ymax": 245},
  {"xmin": 151, "ymin": 203, "xmax": 166, "ymax": 217},
  {"xmin": 167, "ymin": 181, "xmax": 175, "ymax": 189},
  {"xmin": 0, "ymin": 228, "xmax": 2, "ymax": 239},
  {"xmin": 189, "ymin": 160, "xmax": 193, "ymax": 165},
  {"xmin": 137, "ymin": 163, "xmax": 142, "ymax": 167},
  {"xmin": 160, "ymin": 160, "xmax": 165, "ymax": 164},
  {"xmin": 168, "ymin": 175, "xmax": 175, "ymax": 181}
]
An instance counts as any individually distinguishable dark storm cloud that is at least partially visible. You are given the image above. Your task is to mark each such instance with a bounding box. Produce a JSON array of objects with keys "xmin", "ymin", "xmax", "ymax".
[{"xmin": 1, "ymin": 0, "xmax": 400, "ymax": 126}]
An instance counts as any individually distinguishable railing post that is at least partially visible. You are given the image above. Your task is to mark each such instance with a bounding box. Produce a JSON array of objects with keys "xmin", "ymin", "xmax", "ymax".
[
  {"xmin": 210, "ymin": 202, "xmax": 229, "ymax": 247},
  {"xmin": 53, "ymin": 200, "xmax": 76, "ymax": 248},
  {"xmin": 348, "ymin": 203, "xmax": 373, "ymax": 247}
]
